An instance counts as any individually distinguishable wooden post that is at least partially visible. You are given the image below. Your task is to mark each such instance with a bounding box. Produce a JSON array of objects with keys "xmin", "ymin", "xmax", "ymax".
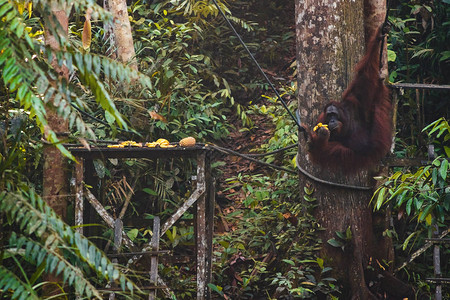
[
  {"xmin": 83, "ymin": 159, "xmax": 96, "ymax": 238},
  {"xmin": 149, "ymin": 216, "xmax": 160, "ymax": 300},
  {"xmin": 109, "ymin": 219, "xmax": 123, "ymax": 300},
  {"xmin": 433, "ymin": 225, "xmax": 442, "ymax": 300},
  {"xmin": 205, "ymin": 155, "xmax": 215, "ymax": 299},
  {"xmin": 196, "ymin": 153, "xmax": 207, "ymax": 300},
  {"xmin": 74, "ymin": 157, "xmax": 84, "ymax": 234},
  {"xmin": 114, "ymin": 219, "xmax": 123, "ymax": 251}
]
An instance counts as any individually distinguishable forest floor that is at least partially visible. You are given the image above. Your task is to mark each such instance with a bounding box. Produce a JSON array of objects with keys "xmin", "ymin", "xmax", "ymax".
[
  {"xmin": 213, "ymin": 111, "xmax": 276, "ymax": 232},
  {"xmin": 213, "ymin": 47, "xmax": 297, "ymax": 233}
]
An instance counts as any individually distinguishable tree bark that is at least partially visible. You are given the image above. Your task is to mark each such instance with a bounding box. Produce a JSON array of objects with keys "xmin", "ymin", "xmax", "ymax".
[
  {"xmin": 43, "ymin": 8, "xmax": 69, "ymax": 219},
  {"xmin": 42, "ymin": 6, "xmax": 70, "ymax": 296},
  {"xmin": 364, "ymin": 0, "xmax": 388, "ymax": 78},
  {"xmin": 107, "ymin": 0, "xmax": 137, "ymax": 69},
  {"xmin": 295, "ymin": 0, "xmax": 392, "ymax": 298}
]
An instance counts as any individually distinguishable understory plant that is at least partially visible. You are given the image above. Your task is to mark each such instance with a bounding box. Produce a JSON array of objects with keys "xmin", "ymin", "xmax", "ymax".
[
  {"xmin": 210, "ymin": 79, "xmax": 338, "ymax": 298},
  {"xmin": 211, "ymin": 172, "xmax": 339, "ymax": 299},
  {"xmin": 372, "ymin": 118, "xmax": 450, "ymax": 298},
  {"xmin": 0, "ymin": 188, "xmax": 139, "ymax": 299}
]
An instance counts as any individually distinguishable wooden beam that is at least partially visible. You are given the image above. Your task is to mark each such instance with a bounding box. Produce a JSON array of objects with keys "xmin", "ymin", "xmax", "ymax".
[
  {"xmin": 74, "ymin": 157, "xmax": 84, "ymax": 234},
  {"xmin": 160, "ymin": 153, "xmax": 206, "ymax": 236},
  {"xmin": 84, "ymin": 187, "xmax": 136, "ymax": 251},
  {"xmin": 389, "ymin": 82, "xmax": 450, "ymax": 91}
]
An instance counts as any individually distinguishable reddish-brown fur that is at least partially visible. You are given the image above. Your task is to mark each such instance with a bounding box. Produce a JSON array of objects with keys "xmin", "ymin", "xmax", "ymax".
[{"xmin": 307, "ymin": 26, "xmax": 392, "ymax": 173}]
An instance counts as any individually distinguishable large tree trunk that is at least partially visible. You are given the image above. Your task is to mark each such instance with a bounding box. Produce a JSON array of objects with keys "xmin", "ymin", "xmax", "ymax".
[{"xmin": 295, "ymin": 0, "xmax": 392, "ymax": 298}]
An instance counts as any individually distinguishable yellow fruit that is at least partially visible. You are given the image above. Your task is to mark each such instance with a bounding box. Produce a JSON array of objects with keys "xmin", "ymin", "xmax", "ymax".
[
  {"xmin": 179, "ymin": 137, "xmax": 196, "ymax": 147},
  {"xmin": 145, "ymin": 139, "xmax": 171, "ymax": 148},
  {"xmin": 145, "ymin": 142, "xmax": 157, "ymax": 148},
  {"xmin": 155, "ymin": 138, "xmax": 170, "ymax": 146},
  {"xmin": 313, "ymin": 123, "xmax": 329, "ymax": 132},
  {"xmin": 120, "ymin": 141, "xmax": 142, "ymax": 147},
  {"xmin": 160, "ymin": 144, "xmax": 176, "ymax": 148}
]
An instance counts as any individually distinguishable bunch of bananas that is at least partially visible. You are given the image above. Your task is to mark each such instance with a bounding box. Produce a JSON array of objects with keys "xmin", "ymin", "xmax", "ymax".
[
  {"xmin": 107, "ymin": 141, "xmax": 142, "ymax": 148},
  {"xmin": 145, "ymin": 138, "xmax": 175, "ymax": 148},
  {"xmin": 313, "ymin": 123, "xmax": 329, "ymax": 132}
]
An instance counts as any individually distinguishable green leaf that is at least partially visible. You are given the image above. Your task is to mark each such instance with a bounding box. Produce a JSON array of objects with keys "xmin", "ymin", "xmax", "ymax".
[
  {"xmin": 439, "ymin": 159, "xmax": 448, "ymax": 180},
  {"xmin": 387, "ymin": 49, "xmax": 397, "ymax": 62},
  {"xmin": 15, "ymin": 22, "xmax": 25, "ymax": 38},
  {"xmin": 432, "ymin": 168, "xmax": 438, "ymax": 185},
  {"xmin": 316, "ymin": 257, "xmax": 324, "ymax": 269},
  {"xmin": 0, "ymin": 2, "xmax": 12, "ymax": 18},
  {"xmin": 127, "ymin": 228, "xmax": 139, "ymax": 241},
  {"xmin": 335, "ymin": 231, "xmax": 346, "ymax": 240},
  {"xmin": 104, "ymin": 110, "xmax": 115, "ymax": 125},
  {"xmin": 327, "ymin": 238, "xmax": 343, "ymax": 248},
  {"xmin": 425, "ymin": 213, "xmax": 432, "ymax": 226},
  {"xmin": 445, "ymin": 146, "xmax": 450, "ymax": 158},
  {"xmin": 406, "ymin": 198, "xmax": 413, "ymax": 215},
  {"xmin": 142, "ymin": 188, "xmax": 158, "ymax": 196},
  {"xmin": 282, "ymin": 259, "xmax": 295, "ymax": 266},
  {"xmin": 345, "ymin": 227, "xmax": 352, "ymax": 240},
  {"xmin": 84, "ymin": 53, "xmax": 92, "ymax": 72},
  {"xmin": 402, "ymin": 232, "xmax": 416, "ymax": 250},
  {"xmin": 93, "ymin": 55, "xmax": 101, "ymax": 74},
  {"xmin": 375, "ymin": 187, "xmax": 386, "ymax": 211},
  {"xmin": 207, "ymin": 283, "xmax": 224, "ymax": 295}
]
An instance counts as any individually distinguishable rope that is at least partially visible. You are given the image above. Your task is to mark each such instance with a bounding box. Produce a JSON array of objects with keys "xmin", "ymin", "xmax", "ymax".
[
  {"xmin": 209, "ymin": 145, "xmax": 298, "ymax": 175},
  {"xmin": 246, "ymin": 144, "xmax": 298, "ymax": 157},
  {"xmin": 295, "ymin": 155, "xmax": 373, "ymax": 191},
  {"xmin": 210, "ymin": 144, "xmax": 373, "ymax": 190},
  {"xmin": 384, "ymin": 0, "xmax": 391, "ymax": 27},
  {"xmin": 211, "ymin": 0, "xmax": 304, "ymax": 131}
]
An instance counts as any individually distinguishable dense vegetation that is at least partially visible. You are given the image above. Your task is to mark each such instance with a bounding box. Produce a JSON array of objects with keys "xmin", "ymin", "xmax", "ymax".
[{"xmin": 0, "ymin": 0, "xmax": 448, "ymax": 299}]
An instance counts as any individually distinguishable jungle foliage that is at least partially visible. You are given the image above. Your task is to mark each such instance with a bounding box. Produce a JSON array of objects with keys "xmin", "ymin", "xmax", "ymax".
[
  {"xmin": 388, "ymin": 0, "xmax": 450, "ymax": 146},
  {"xmin": 0, "ymin": 0, "xmax": 449, "ymax": 299},
  {"xmin": 380, "ymin": 0, "xmax": 450, "ymax": 297}
]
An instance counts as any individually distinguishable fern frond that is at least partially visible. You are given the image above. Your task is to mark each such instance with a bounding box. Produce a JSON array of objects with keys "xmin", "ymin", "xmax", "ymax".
[
  {"xmin": 9, "ymin": 233, "xmax": 103, "ymax": 299},
  {"xmin": 0, "ymin": 190, "xmax": 137, "ymax": 295},
  {"xmin": 0, "ymin": 265, "xmax": 39, "ymax": 300}
]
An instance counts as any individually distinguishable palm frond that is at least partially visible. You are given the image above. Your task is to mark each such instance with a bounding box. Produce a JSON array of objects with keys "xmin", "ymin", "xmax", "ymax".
[{"xmin": 0, "ymin": 190, "xmax": 138, "ymax": 297}]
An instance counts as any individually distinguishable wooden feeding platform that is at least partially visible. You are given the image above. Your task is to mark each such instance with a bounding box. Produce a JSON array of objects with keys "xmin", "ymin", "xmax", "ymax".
[{"xmin": 70, "ymin": 143, "xmax": 215, "ymax": 300}]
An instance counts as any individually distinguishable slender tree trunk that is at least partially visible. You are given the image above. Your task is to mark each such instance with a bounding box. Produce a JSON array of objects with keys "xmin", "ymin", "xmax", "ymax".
[
  {"xmin": 43, "ymin": 8, "xmax": 69, "ymax": 220},
  {"xmin": 107, "ymin": 0, "xmax": 137, "ymax": 69},
  {"xmin": 42, "ymin": 6, "xmax": 70, "ymax": 297},
  {"xmin": 295, "ymin": 0, "xmax": 392, "ymax": 298}
]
